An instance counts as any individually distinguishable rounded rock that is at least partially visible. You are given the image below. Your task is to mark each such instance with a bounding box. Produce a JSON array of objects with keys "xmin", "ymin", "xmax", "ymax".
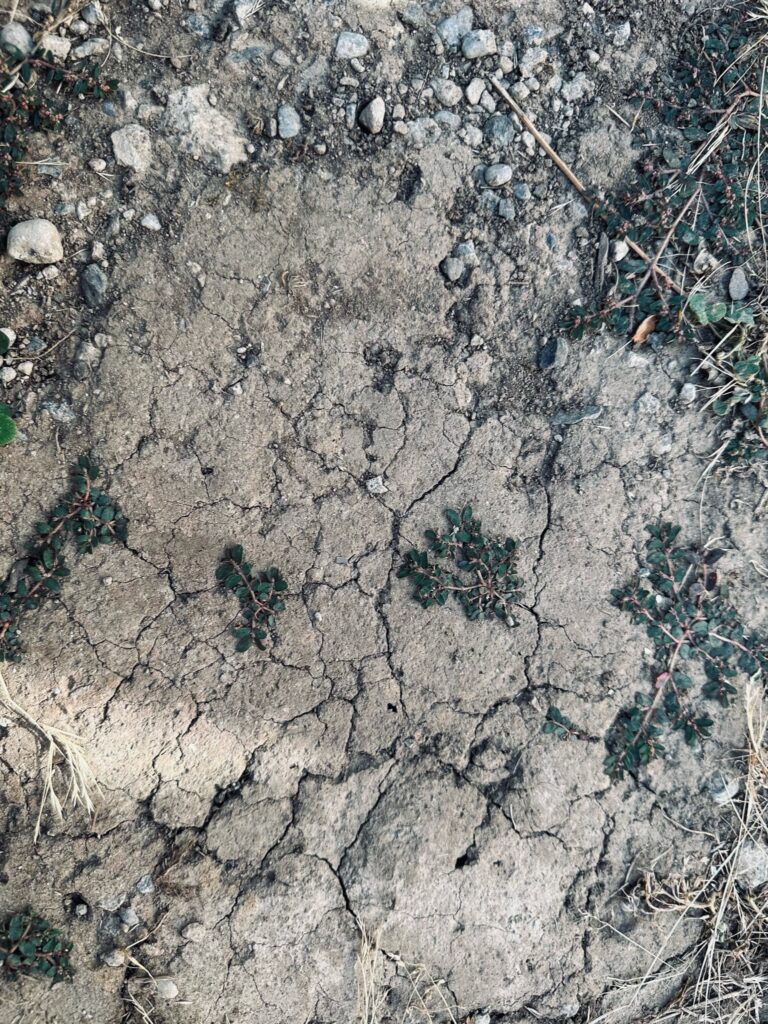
[
  {"xmin": 484, "ymin": 163, "xmax": 512, "ymax": 188},
  {"xmin": 277, "ymin": 104, "xmax": 301, "ymax": 139},
  {"xmin": 358, "ymin": 96, "xmax": 385, "ymax": 134},
  {"xmin": 335, "ymin": 31, "xmax": 369, "ymax": 59},
  {"xmin": 155, "ymin": 979, "xmax": 179, "ymax": 1000},
  {"xmin": 431, "ymin": 78, "xmax": 463, "ymax": 107},
  {"xmin": 1, "ymin": 21, "xmax": 33, "ymax": 57},
  {"xmin": 729, "ymin": 267, "xmax": 749, "ymax": 302},
  {"xmin": 111, "ymin": 124, "xmax": 152, "ymax": 177},
  {"xmin": 7, "ymin": 219, "xmax": 64, "ymax": 265}
]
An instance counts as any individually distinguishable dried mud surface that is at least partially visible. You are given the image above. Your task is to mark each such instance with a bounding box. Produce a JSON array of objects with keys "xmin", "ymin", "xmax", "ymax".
[{"xmin": 0, "ymin": 1, "xmax": 766, "ymax": 1022}]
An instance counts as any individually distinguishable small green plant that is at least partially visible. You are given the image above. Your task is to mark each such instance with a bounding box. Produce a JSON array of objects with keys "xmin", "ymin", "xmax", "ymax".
[
  {"xmin": 0, "ymin": 456, "xmax": 128, "ymax": 662},
  {"xmin": 604, "ymin": 523, "xmax": 768, "ymax": 780},
  {"xmin": 0, "ymin": 402, "xmax": 16, "ymax": 446},
  {"xmin": 543, "ymin": 705, "xmax": 588, "ymax": 741},
  {"xmin": 0, "ymin": 910, "xmax": 73, "ymax": 982},
  {"xmin": 562, "ymin": 7, "xmax": 768, "ymax": 469},
  {"xmin": 1, "ymin": 34, "xmax": 115, "ymax": 200},
  {"xmin": 216, "ymin": 545, "xmax": 288, "ymax": 652},
  {"xmin": 397, "ymin": 506, "xmax": 522, "ymax": 624}
]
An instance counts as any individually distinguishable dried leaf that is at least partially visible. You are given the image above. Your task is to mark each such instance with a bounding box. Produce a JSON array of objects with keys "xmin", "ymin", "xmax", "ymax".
[{"xmin": 632, "ymin": 315, "xmax": 657, "ymax": 344}]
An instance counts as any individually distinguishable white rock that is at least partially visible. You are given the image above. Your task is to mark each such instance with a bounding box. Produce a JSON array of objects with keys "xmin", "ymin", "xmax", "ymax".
[
  {"xmin": 164, "ymin": 85, "xmax": 247, "ymax": 173},
  {"xmin": 735, "ymin": 840, "xmax": 768, "ymax": 889},
  {"xmin": 335, "ymin": 31, "xmax": 369, "ymax": 59},
  {"xmin": 679, "ymin": 383, "xmax": 697, "ymax": 405},
  {"xmin": 72, "ymin": 37, "xmax": 109, "ymax": 59},
  {"xmin": 613, "ymin": 21, "xmax": 631, "ymax": 47},
  {"xmin": 141, "ymin": 213, "xmax": 162, "ymax": 231},
  {"xmin": 17, "ymin": 361, "xmax": 33, "ymax": 377},
  {"xmin": 440, "ymin": 256, "xmax": 463, "ymax": 282},
  {"xmin": 0, "ymin": 366, "xmax": 17, "ymax": 384},
  {"xmin": 0, "ymin": 22, "xmax": 33, "ymax": 58},
  {"xmin": 461, "ymin": 29, "xmax": 496, "ymax": 59},
  {"xmin": 111, "ymin": 125, "xmax": 152, "ymax": 177},
  {"xmin": 277, "ymin": 104, "xmax": 301, "ymax": 139},
  {"xmin": 120, "ymin": 908, "xmax": 140, "ymax": 928},
  {"xmin": 358, "ymin": 96, "xmax": 385, "ymax": 134},
  {"xmin": 365, "ymin": 475, "xmax": 388, "ymax": 495},
  {"xmin": 40, "ymin": 32, "xmax": 71, "ymax": 61},
  {"xmin": 436, "ymin": 7, "xmax": 473, "ymax": 47},
  {"xmin": 89, "ymin": 157, "xmax": 107, "ymax": 172},
  {"xmin": 431, "ymin": 78, "xmax": 462, "ymax": 107},
  {"xmin": 612, "ymin": 239, "xmax": 629, "ymax": 262},
  {"xmin": 729, "ymin": 267, "xmax": 749, "ymax": 301},
  {"xmin": 484, "ymin": 163, "xmax": 512, "ymax": 187},
  {"xmin": 7, "ymin": 219, "xmax": 64, "ymax": 265},
  {"xmin": 465, "ymin": 77, "xmax": 485, "ymax": 105},
  {"xmin": 155, "ymin": 979, "xmax": 179, "ymax": 1000},
  {"xmin": 519, "ymin": 46, "xmax": 548, "ymax": 77}
]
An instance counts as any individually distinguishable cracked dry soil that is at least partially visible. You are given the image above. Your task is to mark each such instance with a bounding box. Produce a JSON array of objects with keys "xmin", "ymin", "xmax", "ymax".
[{"xmin": 1, "ymin": 1, "xmax": 767, "ymax": 1022}]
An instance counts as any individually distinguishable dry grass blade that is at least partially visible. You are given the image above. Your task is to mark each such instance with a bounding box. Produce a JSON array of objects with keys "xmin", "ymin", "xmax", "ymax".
[{"xmin": 0, "ymin": 668, "xmax": 100, "ymax": 842}]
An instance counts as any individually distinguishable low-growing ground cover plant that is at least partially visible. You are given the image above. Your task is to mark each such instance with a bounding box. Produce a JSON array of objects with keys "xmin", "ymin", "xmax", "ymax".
[
  {"xmin": 0, "ymin": 910, "xmax": 73, "ymax": 983},
  {"xmin": 398, "ymin": 506, "xmax": 523, "ymax": 625},
  {"xmin": 0, "ymin": 456, "xmax": 128, "ymax": 663},
  {"xmin": 216, "ymin": 544, "xmax": 288, "ymax": 652}
]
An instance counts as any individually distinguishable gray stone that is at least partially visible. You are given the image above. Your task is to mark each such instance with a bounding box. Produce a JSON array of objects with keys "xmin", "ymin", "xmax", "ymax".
[
  {"xmin": 120, "ymin": 907, "xmax": 140, "ymax": 928},
  {"xmin": 0, "ymin": 22, "xmax": 33, "ymax": 58},
  {"xmin": 164, "ymin": 85, "xmax": 247, "ymax": 173},
  {"xmin": 0, "ymin": 366, "xmax": 17, "ymax": 384},
  {"xmin": 729, "ymin": 267, "xmax": 749, "ymax": 301},
  {"xmin": 81, "ymin": 264, "xmax": 109, "ymax": 308},
  {"xmin": 484, "ymin": 163, "xmax": 512, "ymax": 188},
  {"xmin": 400, "ymin": 3, "xmax": 427, "ymax": 30},
  {"xmin": 7, "ymin": 219, "xmax": 64, "ymax": 265},
  {"xmin": 519, "ymin": 46, "xmax": 548, "ymax": 77},
  {"xmin": 440, "ymin": 256, "xmax": 464, "ymax": 282},
  {"xmin": 72, "ymin": 38, "xmax": 109, "ymax": 59},
  {"xmin": 39, "ymin": 31, "xmax": 71, "ymax": 60},
  {"xmin": 155, "ymin": 979, "xmax": 179, "ymax": 1000},
  {"xmin": 81, "ymin": 2, "xmax": 102, "ymax": 26},
  {"xmin": 111, "ymin": 124, "xmax": 152, "ymax": 177},
  {"xmin": 514, "ymin": 183, "xmax": 532, "ymax": 201},
  {"xmin": 483, "ymin": 114, "xmax": 516, "ymax": 148},
  {"xmin": 679, "ymin": 382, "xmax": 697, "ymax": 405},
  {"xmin": 135, "ymin": 874, "xmax": 155, "ymax": 894},
  {"xmin": 537, "ymin": 337, "xmax": 569, "ymax": 370},
  {"xmin": 358, "ymin": 96, "xmax": 385, "ymax": 134},
  {"xmin": 431, "ymin": 78, "xmax": 462, "ymax": 107},
  {"xmin": 454, "ymin": 240, "xmax": 478, "ymax": 266},
  {"xmin": 436, "ymin": 6, "xmax": 473, "ymax": 47},
  {"xmin": 335, "ymin": 31, "xmax": 369, "ymax": 59},
  {"xmin": 561, "ymin": 73, "xmax": 592, "ymax": 102},
  {"xmin": 365, "ymin": 475, "xmax": 388, "ymax": 495},
  {"xmin": 434, "ymin": 110, "xmax": 461, "ymax": 130},
  {"xmin": 497, "ymin": 198, "xmax": 515, "ymax": 221},
  {"xmin": 613, "ymin": 21, "xmax": 631, "ymax": 46},
  {"xmin": 735, "ymin": 840, "xmax": 768, "ymax": 889},
  {"xmin": 465, "ymin": 78, "xmax": 485, "ymax": 105},
  {"xmin": 99, "ymin": 892, "xmax": 127, "ymax": 912},
  {"xmin": 277, "ymin": 104, "xmax": 301, "ymax": 139},
  {"xmin": 461, "ymin": 29, "xmax": 496, "ymax": 59},
  {"xmin": 553, "ymin": 405, "xmax": 602, "ymax": 426}
]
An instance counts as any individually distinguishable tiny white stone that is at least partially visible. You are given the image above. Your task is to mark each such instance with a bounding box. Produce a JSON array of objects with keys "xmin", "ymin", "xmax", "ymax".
[
  {"xmin": 155, "ymin": 979, "xmax": 179, "ymax": 1000},
  {"xmin": 358, "ymin": 96, "xmax": 385, "ymax": 134},
  {"xmin": 484, "ymin": 163, "xmax": 512, "ymax": 188},
  {"xmin": 461, "ymin": 29, "xmax": 497, "ymax": 59},
  {"xmin": 89, "ymin": 157, "xmax": 107, "ymax": 172},
  {"xmin": 111, "ymin": 124, "xmax": 152, "ymax": 177},
  {"xmin": 0, "ymin": 366, "xmax": 17, "ymax": 384},
  {"xmin": 335, "ymin": 31, "xmax": 369, "ymax": 59},
  {"xmin": 141, "ymin": 213, "xmax": 162, "ymax": 231},
  {"xmin": 17, "ymin": 361, "xmax": 33, "ymax": 376}
]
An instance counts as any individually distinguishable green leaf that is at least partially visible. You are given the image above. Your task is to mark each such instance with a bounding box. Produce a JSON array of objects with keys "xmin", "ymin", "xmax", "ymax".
[{"xmin": 0, "ymin": 413, "xmax": 16, "ymax": 446}]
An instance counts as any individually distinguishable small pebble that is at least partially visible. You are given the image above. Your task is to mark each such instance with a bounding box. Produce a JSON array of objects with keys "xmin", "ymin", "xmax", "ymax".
[
  {"xmin": 335, "ymin": 31, "xmax": 369, "ymax": 59},
  {"xmin": 89, "ymin": 158, "xmax": 107, "ymax": 172},
  {"xmin": 155, "ymin": 979, "xmax": 179, "ymax": 1000},
  {"xmin": 141, "ymin": 214, "xmax": 162, "ymax": 231},
  {"xmin": 484, "ymin": 163, "xmax": 512, "ymax": 188},
  {"xmin": 277, "ymin": 104, "xmax": 301, "ymax": 139},
  {"xmin": 365, "ymin": 475, "xmax": 388, "ymax": 495},
  {"xmin": 462, "ymin": 29, "xmax": 497, "ymax": 59},
  {"xmin": 358, "ymin": 96, "xmax": 385, "ymax": 134},
  {"xmin": 729, "ymin": 267, "xmax": 749, "ymax": 302},
  {"xmin": 102, "ymin": 950, "xmax": 125, "ymax": 968},
  {"xmin": 679, "ymin": 382, "xmax": 697, "ymax": 405}
]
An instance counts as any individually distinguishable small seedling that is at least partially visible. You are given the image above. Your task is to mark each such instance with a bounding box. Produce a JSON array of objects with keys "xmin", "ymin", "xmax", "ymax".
[
  {"xmin": 604, "ymin": 523, "xmax": 768, "ymax": 780},
  {"xmin": 397, "ymin": 506, "xmax": 522, "ymax": 625},
  {"xmin": 216, "ymin": 545, "xmax": 287, "ymax": 652},
  {"xmin": 0, "ymin": 910, "xmax": 73, "ymax": 983},
  {"xmin": 543, "ymin": 705, "xmax": 588, "ymax": 741},
  {"xmin": 1, "ymin": 40, "xmax": 115, "ymax": 200},
  {"xmin": 0, "ymin": 456, "xmax": 128, "ymax": 663}
]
